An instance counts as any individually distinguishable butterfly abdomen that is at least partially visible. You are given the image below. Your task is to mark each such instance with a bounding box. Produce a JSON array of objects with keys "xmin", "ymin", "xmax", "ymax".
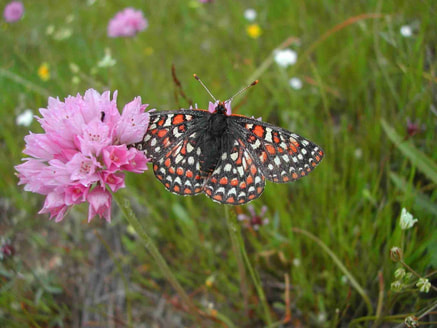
[{"xmin": 199, "ymin": 112, "xmax": 229, "ymax": 173}]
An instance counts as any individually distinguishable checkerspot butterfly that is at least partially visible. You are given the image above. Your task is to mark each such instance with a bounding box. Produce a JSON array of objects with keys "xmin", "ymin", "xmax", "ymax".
[{"xmin": 133, "ymin": 78, "xmax": 324, "ymax": 205}]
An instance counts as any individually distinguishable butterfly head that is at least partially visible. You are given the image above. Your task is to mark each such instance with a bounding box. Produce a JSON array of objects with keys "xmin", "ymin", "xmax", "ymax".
[{"xmin": 208, "ymin": 100, "xmax": 232, "ymax": 116}]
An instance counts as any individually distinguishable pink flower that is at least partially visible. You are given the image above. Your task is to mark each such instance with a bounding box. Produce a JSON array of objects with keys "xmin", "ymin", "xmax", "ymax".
[
  {"xmin": 3, "ymin": 1, "xmax": 24, "ymax": 23},
  {"xmin": 15, "ymin": 89, "xmax": 151, "ymax": 223},
  {"xmin": 208, "ymin": 101, "xmax": 232, "ymax": 115},
  {"xmin": 238, "ymin": 205, "xmax": 269, "ymax": 231},
  {"xmin": 107, "ymin": 8, "xmax": 148, "ymax": 38}
]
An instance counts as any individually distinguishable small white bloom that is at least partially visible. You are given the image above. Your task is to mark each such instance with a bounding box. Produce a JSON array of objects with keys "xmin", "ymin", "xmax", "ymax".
[
  {"xmin": 273, "ymin": 49, "xmax": 297, "ymax": 67},
  {"xmin": 244, "ymin": 8, "xmax": 257, "ymax": 22},
  {"xmin": 341, "ymin": 275, "xmax": 348, "ymax": 284},
  {"xmin": 416, "ymin": 278, "xmax": 431, "ymax": 293},
  {"xmin": 46, "ymin": 25, "xmax": 55, "ymax": 35},
  {"xmin": 289, "ymin": 77, "xmax": 302, "ymax": 90},
  {"xmin": 354, "ymin": 148, "xmax": 363, "ymax": 159},
  {"xmin": 97, "ymin": 48, "xmax": 117, "ymax": 68},
  {"xmin": 399, "ymin": 208, "xmax": 418, "ymax": 230},
  {"xmin": 71, "ymin": 76, "xmax": 80, "ymax": 85},
  {"xmin": 292, "ymin": 258, "xmax": 301, "ymax": 267},
  {"xmin": 16, "ymin": 109, "xmax": 33, "ymax": 126},
  {"xmin": 53, "ymin": 27, "xmax": 73, "ymax": 41},
  {"xmin": 394, "ymin": 268, "xmax": 406, "ymax": 280},
  {"xmin": 400, "ymin": 25, "xmax": 413, "ymax": 37}
]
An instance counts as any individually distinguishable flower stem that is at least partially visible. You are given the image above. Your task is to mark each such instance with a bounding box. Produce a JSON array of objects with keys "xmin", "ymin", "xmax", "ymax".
[
  {"xmin": 112, "ymin": 192, "xmax": 199, "ymax": 318},
  {"xmin": 224, "ymin": 206, "xmax": 272, "ymax": 326}
]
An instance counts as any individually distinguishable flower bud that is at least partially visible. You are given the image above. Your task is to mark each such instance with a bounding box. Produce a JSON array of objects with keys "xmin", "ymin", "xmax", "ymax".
[
  {"xmin": 404, "ymin": 315, "xmax": 419, "ymax": 328},
  {"xmin": 394, "ymin": 268, "xmax": 406, "ymax": 280},
  {"xmin": 390, "ymin": 280, "xmax": 403, "ymax": 292},
  {"xmin": 390, "ymin": 247, "xmax": 403, "ymax": 262}
]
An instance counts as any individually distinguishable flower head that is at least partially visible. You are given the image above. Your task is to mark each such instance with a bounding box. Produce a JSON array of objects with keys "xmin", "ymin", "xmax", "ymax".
[
  {"xmin": 247, "ymin": 24, "xmax": 261, "ymax": 39},
  {"xmin": 289, "ymin": 77, "xmax": 303, "ymax": 90},
  {"xmin": 416, "ymin": 278, "xmax": 431, "ymax": 293},
  {"xmin": 238, "ymin": 205, "xmax": 269, "ymax": 230},
  {"xmin": 108, "ymin": 8, "xmax": 148, "ymax": 38},
  {"xmin": 38, "ymin": 63, "xmax": 50, "ymax": 81},
  {"xmin": 0, "ymin": 238, "xmax": 15, "ymax": 261},
  {"xmin": 400, "ymin": 25, "xmax": 413, "ymax": 38},
  {"xmin": 15, "ymin": 89, "xmax": 150, "ymax": 223},
  {"xmin": 274, "ymin": 49, "xmax": 297, "ymax": 67},
  {"xmin": 399, "ymin": 208, "xmax": 418, "ymax": 230},
  {"xmin": 3, "ymin": 1, "xmax": 24, "ymax": 23},
  {"xmin": 16, "ymin": 109, "xmax": 34, "ymax": 126},
  {"xmin": 244, "ymin": 9, "xmax": 257, "ymax": 22}
]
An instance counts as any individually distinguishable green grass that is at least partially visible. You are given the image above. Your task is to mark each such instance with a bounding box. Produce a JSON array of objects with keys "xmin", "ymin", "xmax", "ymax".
[{"xmin": 1, "ymin": 0, "xmax": 437, "ymax": 327}]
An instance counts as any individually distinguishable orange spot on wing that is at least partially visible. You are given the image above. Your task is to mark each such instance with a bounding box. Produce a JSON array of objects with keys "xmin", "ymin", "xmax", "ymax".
[
  {"xmin": 186, "ymin": 170, "xmax": 193, "ymax": 178},
  {"xmin": 157, "ymin": 118, "xmax": 165, "ymax": 126},
  {"xmin": 210, "ymin": 177, "xmax": 217, "ymax": 184},
  {"xmin": 178, "ymin": 125, "xmax": 186, "ymax": 132},
  {"xmin": 247, "ymin": 175, "xmax": 254, "ymax": 185},
  {"xmin": 169, "ymin": 167, "xmax": 175, "ymax": 174},
  {"xmin": 292, "ymin": 172, "xmax": 298, "ymax": 179},
  {"xmin": 177, "ymin": 168, "xmax": 184, "ymax": 175},
  {"xmin": 213, "ymin": 194, "xmax": 223, "ymax": 201},
  {"xmin": 173, "ymin": 185, "xmax": 180, "ymax": 192},
  {"xmin": 289, "ymin": 145, "xmax": 297, "ymax": 153},
  {"xmin": 282, "ymin": 176, "xmax": 290, "ymax": 182},
  {"xmin": 165, "ymin": 158, "xmax": 171, "ymax": 167},
  {"xmin": 315, "ymin": 155, "xmax": 320, "ymax": 161},
  {"xmin": 172, "ymin": 114, "xmax": 184, "ymax": 125},
  {"xmin": 205, "ymin": 188, "xmax": 212, "ymax": 196},
  {"xmin": 158, "ymin": 129, "xmax": 167, "ymax": 138},
  {"xmin": 273, "ymin": 135, "xmax": 280, "ymax": 144},
  {"xmin": 220, "ymin": 177, "xmax": 228, "ymax": 185},
  {"xmin": 195, "ymin": 187, "xmax": 202, "ymax": 193},
  {"xmin": 256, "ymin": 186, "xmax": 263, "ymax": 194},
  {"xmin": 250, "ymin": 165, "xmax": 257, "ymax": 175},
  {"xmin": 230, "ymin": 179, "xmax": 239, "ymax": 186},
  {"xmin": 265, "ymin": 144, "xmax": 276, "ymax": 155},
  {"xmin": 165, "ymin": 182, "xmax": 170, "ymax": 188},
  {"xmin": 311, "ymin": 162, "xmax": 316, "ymax": 167},
  {"xmin": 300, "ymin": 171, "xmax": 306, "ymax": 176},
  {"xmin": 184, "ymin": 188, "xmax": 192, "ymax": 194},
  {"xmin": 248, "ymin": 194, "xmax": 256, "ymax": 200},
  {"xmin": 226, "ymin": 196, "xmax": 235, "ymax": 204},
  {"xmin": 240, "ymin": 182, "xmax": 246, "ymax": 189},
  {"xmin": 163, "ymin": 137, "xmax": 170, "ymax": 146},
  {"xmin": 252, "ymin": 125, "xmax": 265, "ymax": 138}
]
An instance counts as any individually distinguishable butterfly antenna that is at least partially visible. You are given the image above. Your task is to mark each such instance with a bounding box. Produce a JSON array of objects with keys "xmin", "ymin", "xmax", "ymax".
[
  {"xmin": 193, "ymin": 74, "xmax": 217, "ymax": 102},
  {"xmin": 226, "ymin": 80, "xmax": 259, "ymax": 103}
]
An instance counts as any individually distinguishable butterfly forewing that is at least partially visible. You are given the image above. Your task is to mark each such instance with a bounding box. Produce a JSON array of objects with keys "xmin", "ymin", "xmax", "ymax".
[
  {"xmin": 204, "ymin": 138, "xmax": 265, "ymax": 204},
  {"xmin": 229, "ymin": 115, "xmax": 324, "ymax": 183},
  {"xmin": 141, "ymin": 110, "xmax": 206, "ymax": 161}
]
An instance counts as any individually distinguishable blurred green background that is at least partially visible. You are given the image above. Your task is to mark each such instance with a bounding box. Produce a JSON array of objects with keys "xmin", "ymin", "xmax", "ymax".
[{"xmin": 1, "ymin": 0, "xmax": 437, "ymax": 327}]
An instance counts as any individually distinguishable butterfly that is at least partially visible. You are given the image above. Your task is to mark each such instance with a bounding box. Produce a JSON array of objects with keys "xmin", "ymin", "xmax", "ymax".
[{"xmin": 133, "ymin": 77, "xmax": 324, "ymax": 205}]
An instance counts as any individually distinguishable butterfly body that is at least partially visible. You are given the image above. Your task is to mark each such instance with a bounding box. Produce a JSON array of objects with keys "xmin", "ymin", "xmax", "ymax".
[{"xmin": 135, "ymin": 101, "xmax": 324, "ymax": 205}]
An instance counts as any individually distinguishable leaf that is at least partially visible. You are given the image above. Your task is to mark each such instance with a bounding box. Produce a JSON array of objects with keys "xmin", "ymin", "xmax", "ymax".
[
  {"xmin": 390, "ymin": 172, "xmax": 437, "ymax": 216},
  {"xmin": 381, "ymin": 119, "xmax": 437, "ymax": 184}
]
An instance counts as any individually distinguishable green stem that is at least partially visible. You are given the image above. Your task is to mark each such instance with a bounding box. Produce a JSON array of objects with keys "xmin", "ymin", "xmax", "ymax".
[
  {"xmin": 224, "ymin": 207, "xmax": 273, "ymax": 326},
  {"xmin": 112, "ymin": 192, "xmax": 198, "ymax": 318},
  {"xmin": 292, "ymin": 227, "xmax": 374, "ymax": 316}
]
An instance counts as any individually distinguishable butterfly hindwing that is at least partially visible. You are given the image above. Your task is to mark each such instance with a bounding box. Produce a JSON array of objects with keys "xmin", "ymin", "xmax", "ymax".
[
  {"xmin": 203, "ymin": 138, "xmax": 265, "ymax": 205},
  {"xmin": 229, "ymin": 115, "xmax": 324, "ymax": 183},
  {"xmin": 152, "ymin": 135, "xmax": 208, "ymax": 195}
]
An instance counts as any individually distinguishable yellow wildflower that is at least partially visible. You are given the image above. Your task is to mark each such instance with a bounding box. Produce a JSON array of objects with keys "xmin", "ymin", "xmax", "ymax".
[
  {"xmin": 38, "ymin": 63, "xmax": 50, "ymax": 81},
  {"xmin": 144, "ymin": 47, "xmax": 154, "ymax": 56},
  {"xmin": 247, "ymin": 24, "xmax": 261, "ymax": 38}
]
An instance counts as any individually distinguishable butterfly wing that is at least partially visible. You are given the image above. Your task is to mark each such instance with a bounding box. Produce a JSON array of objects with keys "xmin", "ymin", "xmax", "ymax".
[
  {"xmin": 203, "ymin": 138, "xmax": 266, "ymax": 205},
  {"xmin": 140, "ymin": 110, "xmax": 210, "ymax": 195},
  {"xmin": 228, "ymin": 115, "xmax": 324, "ymax": 183}
]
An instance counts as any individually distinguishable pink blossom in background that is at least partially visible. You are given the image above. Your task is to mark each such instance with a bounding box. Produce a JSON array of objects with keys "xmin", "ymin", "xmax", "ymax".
[
  {"xmin": 107, "ymin": 8, "xmax": 148, "ymax": 38},
  {"xmin": 208, "ymin": 101, "xmax": 232, "ymax": 116},
  {"xmin": 15, "ymin": 89, "xmax": 151, "ymax": 223},
  {"xmin": 3, "ymin": 1, "xmax": 24, "ymax": 22}
]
